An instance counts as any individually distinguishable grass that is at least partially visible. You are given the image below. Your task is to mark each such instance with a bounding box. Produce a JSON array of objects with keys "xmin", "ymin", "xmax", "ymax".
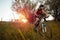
[{"xmin": 0, "ymin": 21, "xmax": 60, "ymax": 40}]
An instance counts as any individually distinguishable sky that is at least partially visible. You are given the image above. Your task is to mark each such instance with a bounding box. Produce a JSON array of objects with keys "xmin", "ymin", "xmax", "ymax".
[
  {"xmin": 0, "ymin": 0, "xmax": 16, "ymax": 21},
  {"xmin": 0, "ymin": 0, "xmax": 43, "ymax": 21},
  {"xmin": 0, "ymin": 0, "xmax": 54, "ymax": 21}
]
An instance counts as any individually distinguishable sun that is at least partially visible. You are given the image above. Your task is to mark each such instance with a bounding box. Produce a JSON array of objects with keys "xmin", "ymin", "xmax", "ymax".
[
  {"xmin": 18, "ymin": 13, "xmax": 28, "ymax": 23},
  {"xmin": 22, "ymin": 18, "xmax": 28, "ymax": 23}
]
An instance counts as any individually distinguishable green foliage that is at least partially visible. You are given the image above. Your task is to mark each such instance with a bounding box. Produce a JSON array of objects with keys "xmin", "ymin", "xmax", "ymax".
[{"xmin": 46, "ymin": 0, "xmax": 60, "ymax": 10}]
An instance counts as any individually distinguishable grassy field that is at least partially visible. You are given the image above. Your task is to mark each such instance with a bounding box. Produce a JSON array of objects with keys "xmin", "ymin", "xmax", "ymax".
[{"xmin": 0, "ymin": 21, "xmax": 60, "ymax": 40}]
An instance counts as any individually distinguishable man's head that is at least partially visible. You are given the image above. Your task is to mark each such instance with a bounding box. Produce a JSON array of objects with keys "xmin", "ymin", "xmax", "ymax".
[{"xmin": 39, "ymin": 5, "xmax": 44, "ymax": 9}]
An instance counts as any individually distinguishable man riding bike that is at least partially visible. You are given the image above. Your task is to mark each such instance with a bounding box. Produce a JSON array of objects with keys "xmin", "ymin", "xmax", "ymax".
[{"xmin": 34, "ymin": 5, "xmax": 48, "ymax": 33}]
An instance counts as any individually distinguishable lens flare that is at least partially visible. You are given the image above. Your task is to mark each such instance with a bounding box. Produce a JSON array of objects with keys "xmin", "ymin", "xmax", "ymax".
[
  {"xmin": 19, "ymin": 13, "xmax": 28, "ymax": 23},
  {"xmin": 22, "ymin": 19, "xmax": 28, "ymax": 23}
]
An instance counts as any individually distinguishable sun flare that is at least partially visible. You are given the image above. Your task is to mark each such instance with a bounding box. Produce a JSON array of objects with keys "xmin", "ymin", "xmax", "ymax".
[{"xmin": 18, "ymin": 13, "xmax": 28, "ymax": 23}]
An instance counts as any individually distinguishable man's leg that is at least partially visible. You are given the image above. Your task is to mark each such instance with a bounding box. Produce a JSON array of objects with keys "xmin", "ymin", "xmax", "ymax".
[
  {"xmin": 42, "ymin": 23, "xmax": 47, "ymax": 33},
  {"xmin": 44, "ymin": 27, "xmax": 47, "ymax": 32},
  {"xmin": 34, "ymin": 18, "xmax": 39, "ymax": 31},
  {"xmin": 42, "ymin": 23, "xmax": 45, "ymax": 33}
]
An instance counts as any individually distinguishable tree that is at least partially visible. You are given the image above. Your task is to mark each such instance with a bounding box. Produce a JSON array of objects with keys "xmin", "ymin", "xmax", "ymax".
[{"xmin": 45, "ymin": 0, "xmax": 60, "ymax": 20}]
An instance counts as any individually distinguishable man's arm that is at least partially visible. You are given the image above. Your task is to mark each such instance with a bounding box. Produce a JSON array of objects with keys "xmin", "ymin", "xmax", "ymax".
[
  {"xmin": 42, "ymin": 10, "xmax": 48, "ymax": 17},
  {"xmin": 34, "ymin": 10, "xmax": 39, "ymax": 16}
]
